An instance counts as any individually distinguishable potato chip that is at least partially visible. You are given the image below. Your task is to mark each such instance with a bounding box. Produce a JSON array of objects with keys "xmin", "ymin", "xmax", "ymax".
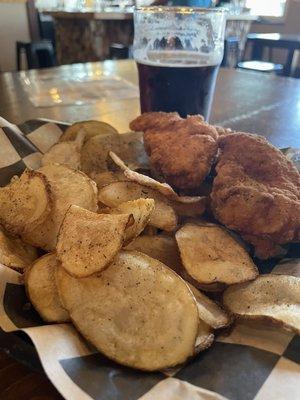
[
  {"xmin": 271, "ymin": 259, "xmax": 300, "ymax": 278},
  {"xmin": 0, "ymin": 169, "xmax": 52, "ymax": 236},
  {"xmin": 56, "ymin": 250, "xmax": 199, "ymax": 371},
  {"xmin": 21, "ymin": 164, "xmax": 98, "ymax": 251},
  {"xmin": 106, "ymin": 199, "xmax": 155, "ymax": 243},
  {"xmin": 25, "ymin": 253, "xmax": 69, "ymax": 322},
  {"xmin": 223, "ymin": 274, "xmax": 300, "ymax": 334},
  {"xmin": 81, "ymin": 132, "xmax": 148, "ymax": 176},
  {"xmin": 57, "ymin": 205, "xmax": 132, "ymax": 277},
  {"xmin": 98, "ymin": 181, "xmax": 177, "ymax": 231},
  {"xmin": 109, "ymin": 151, "xmax": 204, "ymax": 205},
  {"xmin": 194, "ymin": 321, "xmax": 214, "ymax": 354},
  {"xmin": 125, "ymin": 235, "xmax": 183, "ymax": 274},
  {"xmin": 41, "ymin": 130, "xmax": 85, "ymax": 169},
  {"xmin": 188, "ymin": 284, "xmax": 231, "ymax": 329},
  {"xmin": 0, "ymin": 228, "xmax": 38, "ymax": 271},
  {"xmin": 59, "ymin": 120, "xmax": 118, "ymax": 142},
  {"xmin": 176, "ymin": 223, "xmax": 258, "ymax": 290},
  {"xmin": 92, "ymin": 171, "xmax": 125, "ymax": 189}
]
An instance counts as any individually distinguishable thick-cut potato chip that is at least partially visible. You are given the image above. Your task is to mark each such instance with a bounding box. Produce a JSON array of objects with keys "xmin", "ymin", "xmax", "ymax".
[
  {"xmin": 0, "ymin": 228, "xmax": 38, "ymax": 271},
  {"xmin": 56, "ymin": 250, "xmax": 199, "ymax": 371},
  {"xmin": 98, "ymin": 181, "xmax": 177, "ymax": 231},
  {"xmin": 21, "ymin": 164, "xmax": 98, "ymax": 251},
  {"xmin": 188, "ymin": 284, "xmax": 231, "ymax": 329},
  {"xmin": 57, "ymin": 205, "xmax": 131, "ymax": 278},
  {"xmin": 59, "ymin": 120, "xmax": 118, "ymax": 142},
  {"xmin": 194, "ymin": 321, "xmax": 214, "ymax": 354},
  {"xmin": 81, "ymin": 132, "xmax": 148, "ymax": 176},
  {"xmin": 107, "ymin": 199, "xmax": 155, "ymax": 243},
  {"xmin": 92, "ymin": 171, "xmax": 125, "ymax": 189},
  {"xmin": 125, "ymin": 235, "xmax": 183, "ymax": 274},
  {"xmin": 109, "ymin": 151, "xmax": 204, "ymax": 205},
  {"xmin": 41, "ymin": 131, "xmax": 85, "ymax": 169},
  {"xmin": 176, "ymin": 224, "xmax": 258, "ymax": 290},
  {"xmin": 0, "ymin": 170, "xmax": 52, "ymax": 236},
  {"xmin": 271, "ymin": 259, "xmax": 300, "ymax": 278},
  {"xmin": 223, "ymin": 274, "xmax": 300, "ymax": 334},
  {"xmin": 25, "ymin": 253, "xmax": 69, "ymax": 322}
]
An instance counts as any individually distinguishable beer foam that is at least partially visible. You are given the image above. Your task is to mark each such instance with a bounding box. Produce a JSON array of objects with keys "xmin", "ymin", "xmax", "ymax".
[{"xmin": 134, "ymin": 50, "xmax": 222, "ymax": 68}]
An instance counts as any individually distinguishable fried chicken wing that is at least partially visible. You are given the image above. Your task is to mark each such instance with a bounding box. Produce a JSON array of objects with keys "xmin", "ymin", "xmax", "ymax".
[
  {"xmin": 130, "ymin": 112, "xmax": 218, "ymax": 190},
  {"xmin": 211, "ymin": 133, "xmax": 300, "ymax": 259}
]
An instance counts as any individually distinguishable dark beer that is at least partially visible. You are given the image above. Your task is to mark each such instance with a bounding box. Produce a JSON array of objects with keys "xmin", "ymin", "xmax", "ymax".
[{"xmin": 137, "ymin": 61, "xmax": 219, "ymax": 120}]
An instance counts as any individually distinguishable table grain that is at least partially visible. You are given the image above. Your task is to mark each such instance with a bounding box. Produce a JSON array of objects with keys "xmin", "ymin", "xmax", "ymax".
[
  {"xmin": 1, "ymin": 60, "xmax": 300, "ymax": 148},
  {"xmin": 0, "ymin": 59, "xmax": 300, "ymax": 399}
]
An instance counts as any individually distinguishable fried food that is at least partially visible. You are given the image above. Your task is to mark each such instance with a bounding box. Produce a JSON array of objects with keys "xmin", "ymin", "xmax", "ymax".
[
  {"xmin": 98, "ymin": 181, "xmax": 178, "ymax": 231},
  {"xmin": 175, "ymin": 223, "xmax": 258, "ymax": 291},
  {"xmin": 56, "ymin": 250, "xmax": 200, "ymax": 371},
  {"xmin": 25, "ymin": 253, "xmax": 69, "ymax": 323},
  {"xmin": 59, "ymin": 120, "xmax": 118, "ymax": 142},
  {"xmin": 81, "ymin": 131, "xmax": 148, "ymax": 177},
  {"xmin": 21, "ymin": 164, "xmax": 98, "ymax": 251},
  {"xmin": 0, "ymin": 228, "xmax": 38, "ymax": 272},
  {"xmin": 125, "ymin": 234, "xmax": 183, "ymax": 274},
  {"xmin": 223, "ymin": 274, "xmax": 300, "ymax": 334},
  {"xmin": 57, "ymin": 205, "xmax": 132, "ymax": 278},
  {"xmin": 105, "ymin": 199, "xmax": 155, "ymax": 243},
  {"xmin": 130, "ymin": 112, "xmax": 218, "ymax": 190},
  {"xmin": 41, "ymin": 130, "xmax": 85, "ymax": 169},
  {"xmin": 211, "ymin": 133, "xmax": 300, "ymax": 259},
  {"xmin": 0, "ymin": 170, "xmax": 52, "ymax": 236}
]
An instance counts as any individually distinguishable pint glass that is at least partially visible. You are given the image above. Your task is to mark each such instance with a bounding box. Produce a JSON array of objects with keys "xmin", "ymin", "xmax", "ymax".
[{"xmin": 133, "ymin": 7, "xmax": 226, "ymax": 120}]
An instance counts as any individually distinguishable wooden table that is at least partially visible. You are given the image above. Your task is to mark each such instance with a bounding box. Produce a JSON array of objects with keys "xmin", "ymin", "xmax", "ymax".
[
  {"xmin": 1, "ymin": 60, "xmax": 300, "ymax": 147},
  {"xmin": 247, "ymin": 33, "xmax": 300, "ymax": 77},
  {"xmin": 0, "ymin": 60, "xmax": 300, "ymax": 398}
]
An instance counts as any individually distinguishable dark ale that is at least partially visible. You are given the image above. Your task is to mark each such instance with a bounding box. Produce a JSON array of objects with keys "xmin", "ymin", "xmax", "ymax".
[{"xmin": 137, "ymin": 62, "xmax": 219, "ymax": 120}]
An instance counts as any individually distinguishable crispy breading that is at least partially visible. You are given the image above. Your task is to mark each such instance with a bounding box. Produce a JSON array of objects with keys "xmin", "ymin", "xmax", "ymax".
[
  {"xmin": 129, "ymin": 111, "xmax": 181, "ymax": 132},
  {"xmin": 130, "ymin": 113, "xmax": 218, "ymax": 189},
  {"xmin": 211, "ymin": 132, "xmax": 300, "ymax": 259}
]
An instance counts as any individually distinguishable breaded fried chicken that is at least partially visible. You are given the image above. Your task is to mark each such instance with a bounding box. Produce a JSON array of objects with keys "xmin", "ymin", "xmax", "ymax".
[
  {"xmin": 130, "ymin": 112, "xmax": 218, "ymax": 190},
  {"xmin": 211, "ymin": 133, "xmax": 300, "ymax": 259}
]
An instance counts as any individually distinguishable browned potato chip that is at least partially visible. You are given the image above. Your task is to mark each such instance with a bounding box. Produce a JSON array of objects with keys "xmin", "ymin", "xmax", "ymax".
[
  {"xmin": 59, "ymin": 120, "xmax": 118, "ymax": 142},
  {"xmin": 125, "ymin": 235, "xmax": 183, "ymax": 274},
  {"xmin": 25, "ymin": 253, "xmax": 69, "ymax": 323},
  {"xmin": 98, "ymin": 181, "xmax": 177, "ymax": 232},
  {"xmin": 223, "ymin": 274, "xmax": 300, "ymax": 334},
  {"xmin": 109, "ymin": 151, "xmax": 204, "ymax": 205},
  {"xmin": 0, "ymin": 170, "xmax": 52, "ymax": 236},
  {"xmin": 41, "ymin": 131, "xmax": 85, "ymax": 169},
  {"xmin": 57, "ymin": 205, "xmax": 132, "ymax": 278},
  {"xmin": 106, "ymin": 199, "xmax": 155, "ymax": 243},
  {"xmin": 194, "ymin": 321, "xmax": 214, "ymax": 354},
  {"xmin": 0, "ymin": 228, "xmax": 38, "ymax": 272},
  {"xmin": 56, "ymin": 250, "xmax": 199, "ymax": 371},
  {"xmin": 92, "ymin": 171, "xmax": 125, "ymax": 190},
  {"xmin": 271, "ymin": 259, "xmax": 300, "ymax": 278},
  {"xmin": 21, "ymin": 164, "xmax": 98, "ymax": 251},
  {"xmin": 81, "ymin": 132, "xmax": 148, "ymax": 176},
  {"xmin": 176, "ymin": 223, "xmax": 258, "ymax": 290},
  {"xmin": 188, "ymin": 284, "xmax": 231, "ymax": 329}
]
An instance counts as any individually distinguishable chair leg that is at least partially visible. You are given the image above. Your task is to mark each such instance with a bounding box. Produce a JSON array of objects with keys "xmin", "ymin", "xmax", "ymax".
[
  {"xmin": 251, "ymin": 42, "xmax": 264, "ymax": 60},
  {"xmin": 16, "ymin": 42, "xmax": 22, "ymax": 71}
]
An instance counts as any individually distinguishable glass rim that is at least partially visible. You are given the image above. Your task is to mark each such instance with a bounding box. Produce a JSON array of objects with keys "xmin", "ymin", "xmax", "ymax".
[{"xmin": 134, "ymin": 6, "xmax": 227, "ymax": 14}]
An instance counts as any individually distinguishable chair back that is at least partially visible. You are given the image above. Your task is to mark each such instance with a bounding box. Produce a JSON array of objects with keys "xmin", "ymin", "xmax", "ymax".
[{"xmin": 26, "ymin": 0, "xmax": 41, "ymax": 41}]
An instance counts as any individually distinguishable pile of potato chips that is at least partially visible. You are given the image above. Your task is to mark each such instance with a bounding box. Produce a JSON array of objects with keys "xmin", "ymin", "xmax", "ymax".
[{"xmin": 0, "ymin": 120, "xmax": 299, "ymax": 372}]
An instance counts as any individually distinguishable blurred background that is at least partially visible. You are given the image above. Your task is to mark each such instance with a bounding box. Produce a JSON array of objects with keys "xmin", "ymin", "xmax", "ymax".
[{"xmin": 0, "ymin": 0, "xmax": 299, "ymax": 77}]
